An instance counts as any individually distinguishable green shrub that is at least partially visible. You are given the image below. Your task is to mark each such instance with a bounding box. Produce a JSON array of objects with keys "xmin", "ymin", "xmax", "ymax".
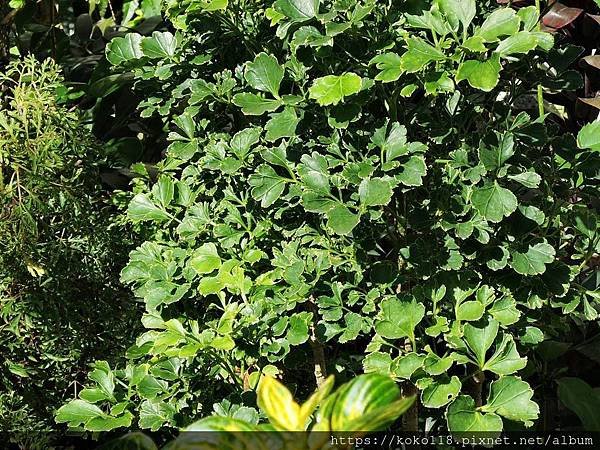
[
  {"xmin": 0, "ymin": 57, "xmax": 140, "ymax": 446},
  {"xmin": 59, "ymin": 0, "xmax": 599, "ymax": 435}
]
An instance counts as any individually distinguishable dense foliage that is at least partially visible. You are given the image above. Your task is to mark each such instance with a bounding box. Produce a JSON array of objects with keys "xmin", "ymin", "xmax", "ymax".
[
  {"xmin": 52, "ymin": 0, "xmax": 600, "ymax": 436},
  {"xmin": 0, "ymin": 0, "xmax": 599, "ymax": 447},
  {"xmin": 0, "ymin": 57, "xmax": 139, "ymax": 447}
]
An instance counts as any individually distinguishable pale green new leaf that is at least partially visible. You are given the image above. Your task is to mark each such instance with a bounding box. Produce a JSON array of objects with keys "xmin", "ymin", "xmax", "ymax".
[
  {"xmin": 483, "ymin": 334, "xmax": 527, "ymax": 375},
  {"xmin": 128, "ymin": 194, "xmax": 171, "ymax": 222},
  {"xmin": 577, "ymin": 121, "xmax": 600, "ymax": 150},
  {"xmin": 370, "ymin": 53, "xmax": 403, "ymax": 82},
  {"xmin": 438, "ymin": 0, "xmax": 476, "ymax": 31},
  {"xmin": 265, "ymin": 107, "xmax": 299, "ymax": 142},
  {"xmin": 456, "ymin": 55, "xmax": 501, "ymax": 92},
  {"xmin": 401, "ymin": 38, "xmax": 446, "ymax": 73},
  {"xmin": 396, "ymin": 155, "xmax": 427, "ymax": 186},
  {"xmin": 56, "ymin": 399, "xmax": 106, "ymax": 427},
  {"xmin": 309, "ymin": 73, "xmax": 362, "ymax": 106},
  {"xmin": 106, "ymin": 34, "xmax": 143, "ymax": 65},
  {"xmin": 189, "ymin": 243, "xmax": 221, "ymax": 274},
  {"xmin": 496, "ymin": 31, "xmax": 539, "ymax": 57}
]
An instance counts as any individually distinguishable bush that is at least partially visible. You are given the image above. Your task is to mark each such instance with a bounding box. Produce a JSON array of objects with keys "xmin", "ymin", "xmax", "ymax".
[
  {"xmin": 0, "ymin": 57, "xmax": 140, "ymax": 447},
  {"xmin": 55, "ymin": 0, "xmax": 600, "ymax": 436}
]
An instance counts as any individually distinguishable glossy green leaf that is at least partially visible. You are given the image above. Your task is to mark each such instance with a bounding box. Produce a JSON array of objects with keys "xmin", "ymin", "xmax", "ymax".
[
  {"xmin": 245, "ymin": 53, "xmax": 284, "ymax": 97},
  {"xmin": 577, "ymin": 121, "xmax": 600, "ymax": 150},
  {"xmin": 463, "ymin": 317, "xmax": 499, "ymax": 368},
  {"xmin": 510, "ymin": 242, "xmax": 555, "ymax": 276},
  {"xmin": 141, "ymin": 32, "xmax": 177, "ymax": 59},
  {"xmin": 128, "ymin": 194, "xmax": 171, "ymax": 222},
  {"xmin": 447, "ymin": 395, "xmax": 503, "ymax": 432},
  {"xmin": 106, "ymin": 34, "xmax": 143, "ymax": 65},
  {"xmin": 359, "ymin": 177, "xmax": 393, "ymax": 207},
  {"xmin": 275, "ymin": 0, "xmax": 319, "ymax": 22},
  {"xmin": 232, "ymin": 93, "xmax": 283, "ymax": 115},
  {"xmin": 421, "ymin": 375, "xmax": 461, "ymax": 408},
  {"xmin": 375, "ymin": 296, "xmax": 425, "ymax": 341},
  {"xmin": 481, "ymin": 376, "xmax": 539, "ymax": 426},
  {"xmin": 478, "ymin": 8, "xmax": 521, "ymax": 42},
  {"xmin": 471, "ymin": 182, "xmax": 517, "ymax": 223}
]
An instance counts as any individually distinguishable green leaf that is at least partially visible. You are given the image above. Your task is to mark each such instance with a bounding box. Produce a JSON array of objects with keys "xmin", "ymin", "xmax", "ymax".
[
  {"xmin": 189, "ymin": 0, "xmax": 229, "ymax": 11},
  {"xmin": 86, "ymin": 413, "xmax": 133, "ymax": 432},
  {"xmin": 509, "ymin": 171, "xmax": 542, "ymax": 188},
  {"xmin": 152, "ymin": 176, "xmax": 175, "ymax": 208},
  {"xmin": 396, "ymin": 155, "xmax": 427, "ymax": 186},
  {"xmin": 56, "ymin": 399, "xmax": 105, "ymax": 427},
  {"xmin": 326, "ymin": 205, "xmax": 360, "ymax": 235},
  {"xmin": 481, "ymin": 376, "xmax": 539, "ymax": 426},
  {"xmin": 557, "ymin": 378, "xmax": 600, "ymax": 431},
  {"xmin": 128, "ymin": 194, "xmax": 171, "ymax": 222},
  {"xmin": 141, "ymin": 32, "xmax": 178, "ymax": 59},
  {"xmin": 577, "ymin": 121, "xmax": 600, "ymax": 150},
  {"xmin": 139, "ymin": 400, "xmax": 176, "ymax": 431},
  {"xmin": 391, "ymin": 352, "xmax": 425, "ymax": 379},
  {"xmin": 359, "ymin": 177, "xmax": 393, "ymax": 207},
  {"xmin": 456, "ymin": 55, "xmax": 501, "ymax": 92},
  {"xmin": 421, "ymin": 375, "xmax": 461, "ymax": 408},
  {"xmin": 423, "ymin": 353, "xmax": 454, "ymax": 376},
  {"xmin": 496, "ymin": 31, "xmax": 539, "ymax": 57},
  {"xmin": 265, "ymin": 107, "xmax": 299, "ymax": 142},
  {"xmin": 275, "ymin": 0, "xmax": 319, "ymax": 22},
  {"xmin": 483, "ymin": 334, "xmax": 527, "ymax": 375},
  {"xmin": 509, "ymin": 242, "xmax": 555, "ymax": 276},
  {"xmin": 106, "ymin": 34, "xmax": 143, "ymax": 65},
  {"xmin": 456, "ymin": 301, "xmax": 484, "ymax": 322},
  {"xmin": 401, "ymin": 38, "xmax": 446, "ymax": 73},
  {"xmin": 371, "ymin": 53, "xmax": 403, "ymax": 82},
  {"xmin": 489, "ymin": 296, "xmax": 521, "ymax": 325},
  {"xmin": 478, "ymin": 8, "xmax": 521, "ymax": 42},
  {"xmin": 189, "ymin": 243, "xmax": 221, "ymax": 274},
  {"xmin": 447, "ymin": 395, "xmax": 503, "ymax": 432},
  {"xmin": 245, "ymin": 53, "xmax": 284, "ymax": 97},
  {"xmin": 249, "ymin": 165, "xmax": 287, "ymax": 207},
  {"xmin": 471, "ymin": 182, "xmax": 517, "ymax": 223},
  {"xmin": 363, "ymin": 352, "xmax": 393, "ymax": 375},
  {"xmin": 375, "ymin": 296, "xmax": 425, "ymax": 342},
  {"xmin": 479, "ymin": 133, "xmax": 514, "ymax": 170},
  {"xmin": 438, "ymin": 0, "xmax": 476, "ymax": 31},
  {"xmin": 309, "ymin": 73, "xmax": 362, "ymax": 106},
  {"xmin": 286, "ymin": 313, "xmax": 311, "ymax": 345},
  {"xmin": 463, "ymin": 317, "xmax": 499, "ymax": 368},
  {"xmin": 232, "ymin": 93, "xmax": 283, "ymax": 115}
]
